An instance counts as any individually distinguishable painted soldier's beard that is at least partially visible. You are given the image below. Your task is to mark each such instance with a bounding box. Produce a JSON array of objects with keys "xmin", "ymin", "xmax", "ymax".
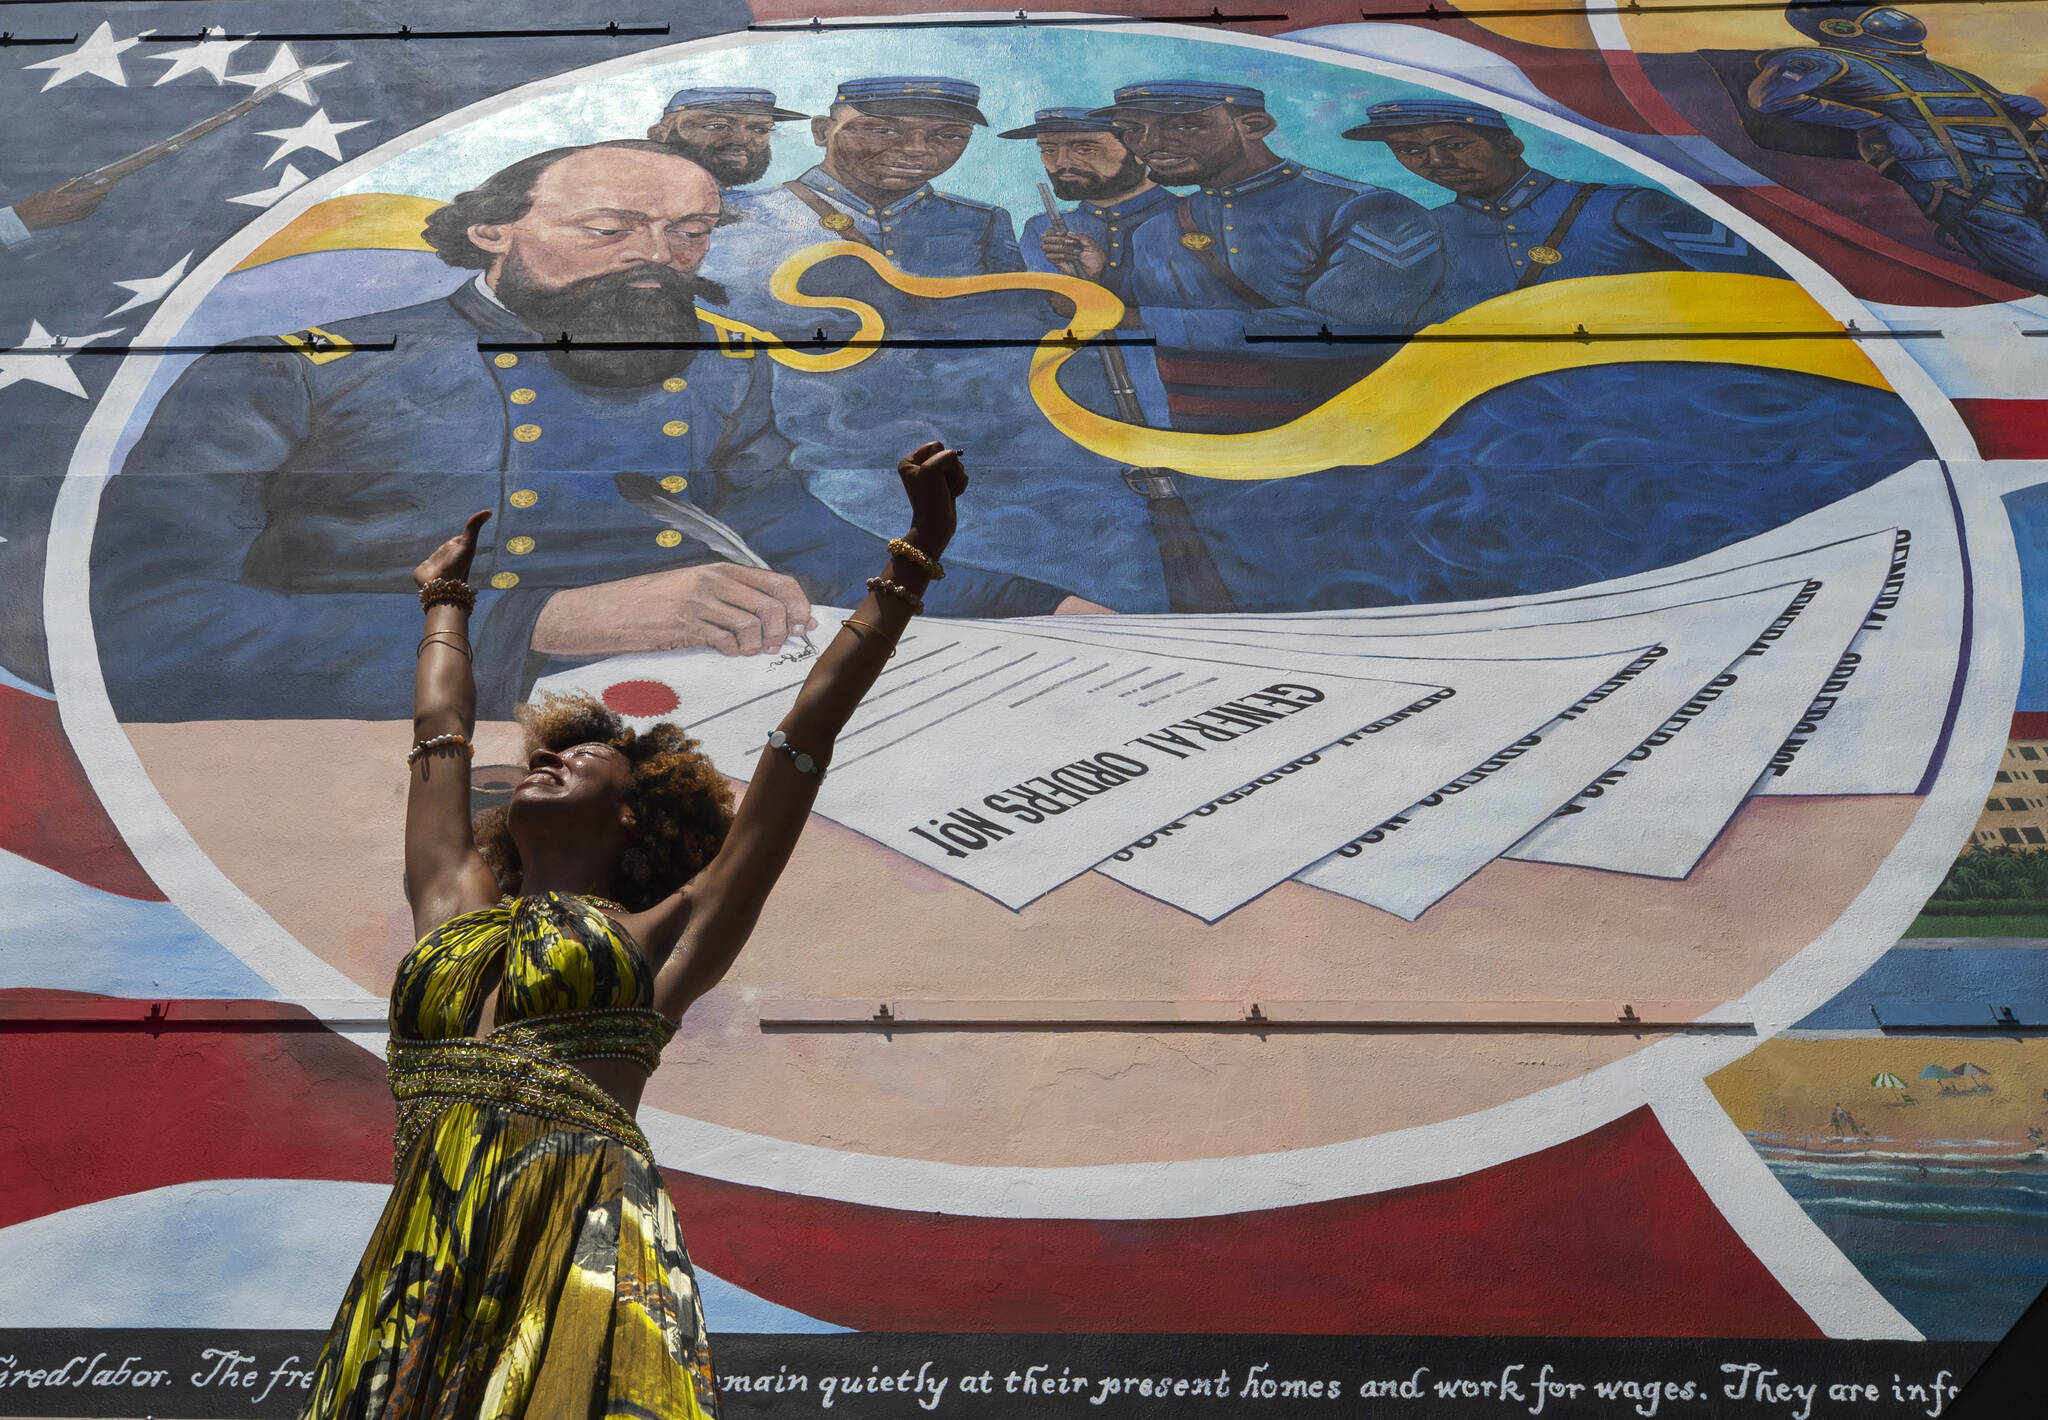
[
  {"xmin": 1047, "ymin": 154, "xmax": 1149, "ymax": 203},
  {"xmin": 662, "ymin": 134, "xmax": 773, "ymax": 188},
  {"xmin": 494, "ymin": 254, "xmax": 728, "ymax": 386}
]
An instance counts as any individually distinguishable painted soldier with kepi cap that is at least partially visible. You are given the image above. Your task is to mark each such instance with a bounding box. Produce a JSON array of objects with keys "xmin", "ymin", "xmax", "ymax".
[
  {"xmin": 1000, "ymin": 106, "xmax": 1173, "ymax": 292},
  {"xmin": 705, "ymin": 74, "xmax": 1022, "ymax": 310},
  {"xmin": 702, "ymin": 80, "xmax": 1139, "ymax": 614},
  {"xmin": 1094, "ymin": 79, "xmax": 1443, "ymax": 433},
  {"xmin": 647, "ymin": 86, "xmax": 809, "ymax": 192},
  {"xmin": 1345, "ymin": 97, "xmax": 1777, "ymax": 317},
  {"xmin": 1001, "ymin": 104, "xmax": 1212, "ymax": 606}
]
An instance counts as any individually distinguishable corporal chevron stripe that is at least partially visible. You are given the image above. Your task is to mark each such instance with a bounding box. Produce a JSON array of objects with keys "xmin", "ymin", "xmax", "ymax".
[
  {"xmin": 1668, "ymin": 226, "xmax": 1752, "ymax": 257},
  {"xmin": 1345, "ymin": 228, "xmax": 1441, "ymax": 269}
]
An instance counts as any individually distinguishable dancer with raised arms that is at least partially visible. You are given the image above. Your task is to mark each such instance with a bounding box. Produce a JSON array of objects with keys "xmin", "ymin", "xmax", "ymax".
[{"xmin": 300, "ymin": 440, "xmax": 970, "ymax": 1419}]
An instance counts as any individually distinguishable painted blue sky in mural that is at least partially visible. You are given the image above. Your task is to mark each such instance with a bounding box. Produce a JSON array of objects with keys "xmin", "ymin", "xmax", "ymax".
[{"xmin": 338, "ymin": 30, "xmax": 1665, "ymax": 216}]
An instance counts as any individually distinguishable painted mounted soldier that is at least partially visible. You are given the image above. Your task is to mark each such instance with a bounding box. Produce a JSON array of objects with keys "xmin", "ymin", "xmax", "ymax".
[{"xmin": 1748, "ymin": 3, "xmax": 2048, "ymax": 293}]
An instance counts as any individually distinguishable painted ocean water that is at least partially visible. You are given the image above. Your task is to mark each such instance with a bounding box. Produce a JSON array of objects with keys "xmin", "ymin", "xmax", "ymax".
[{"xmin": 1753, "ymin": 1137, "xmax": 2048, "ymax": 1340}]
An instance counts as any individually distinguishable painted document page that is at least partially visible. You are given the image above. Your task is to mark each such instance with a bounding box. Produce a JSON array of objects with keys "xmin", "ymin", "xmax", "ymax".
[{"xmin": 535, "ymin": 610, "xmax": 1438, "ymax": 909}]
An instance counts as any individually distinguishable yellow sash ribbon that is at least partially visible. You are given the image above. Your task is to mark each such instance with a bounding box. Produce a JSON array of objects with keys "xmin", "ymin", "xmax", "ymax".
[
  {"xmin": 230, "ymin": 197, "xmax": 1896, "ymax": 483},
  {"xmin": 710, "ymin": 242, "xmax": 1894, "ymax": 481}
]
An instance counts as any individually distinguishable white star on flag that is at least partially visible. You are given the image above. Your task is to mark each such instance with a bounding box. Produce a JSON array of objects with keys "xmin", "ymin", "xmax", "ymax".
[
  {"xmin": 150, "ymin": 27, "xmax": 255, "ymax": 85},
  {"xmin": 107, "ymin": 253, "xmax": 194, "ymax": 317},
  {"xmin": 226, "ymin": 164, "xmax": 309, "ymax": 208},
  {"xmin": 0, "ymin": 320, "xmax": 124, "ymax": 400},
  {"xmin": 21, "ymin": 21, "xmax": 154, "ymax": 91},
  {"xmin": 257, "ymin": 108, "xmax": 368, "ymax": 167},
  {"xmin": 226, "ymin": 43, "xmax": 348, "ymax": 106}
]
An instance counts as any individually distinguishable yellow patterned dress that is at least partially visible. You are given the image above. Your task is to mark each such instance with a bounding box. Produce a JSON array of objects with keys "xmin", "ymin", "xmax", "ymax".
[{"xmin": 302, "ymin": 893, "xmax": 719, "ymax": 1419}]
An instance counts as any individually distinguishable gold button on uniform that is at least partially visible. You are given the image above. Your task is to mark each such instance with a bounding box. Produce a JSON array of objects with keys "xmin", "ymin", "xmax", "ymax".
[
  {"xmin": 655, "ymin": 529, "xmax": 683, "ymax": 548},
  {"xmin": 513, "ymin": 424, "xmax": 541, "ymax": 443},
  {"xmin": 660, "ymin": 475, "xmax": 688, "ymax": 492},
  {"xmin": 491, "ymin": 571, "xmax": 520, "ymax": 589},
  {"xmin": 505, "ymin": 535, "xmax": 535, "ymax": 555},
  {"xmin": 510, "ymin": 489, "xmax": 538, "ymax": 508},
  {"xmin": 509, "ymin": 388, "xmax": 536, "ymax": 405},
  {"xmin": 662, "ymin": 376, "xmax": 688, "ymax": 392},
  {"xmin": 661, "ymin": 420, "xmax": 689, "ymax": 437},
  {"xmin": 494, "ymin": 353, "xmax": 519, "ymax": 368}
]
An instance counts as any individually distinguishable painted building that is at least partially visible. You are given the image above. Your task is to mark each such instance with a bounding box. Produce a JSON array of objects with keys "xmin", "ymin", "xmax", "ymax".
[
  {"xmin": 3, "ymin": 0, "xmax": 2046, "ymax": 1415},
  {"xmin": 1971, "ymin": 736, "xmax": 2048, "ymax": 846}
]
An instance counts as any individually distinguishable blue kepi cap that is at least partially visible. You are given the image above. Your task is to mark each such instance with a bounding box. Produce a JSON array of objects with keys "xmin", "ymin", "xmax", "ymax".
[
  {"xmin": 1088, "ymin": 80, "xmax": 1267, "ymax": 116},
  {"xmin": 663, "ymin": 86, "xmax": 809, "ymax": 121},
  {"xmin": 1343, "ymin": 98, "xmax": 1513, "ymax": 141},
  {"xmin": 998, "ymin": 106, "xmax": 1121, "ymax": 139},
  {"xmin": 835, "ymin": 76, "xmax": 988, "ymax": 126}
]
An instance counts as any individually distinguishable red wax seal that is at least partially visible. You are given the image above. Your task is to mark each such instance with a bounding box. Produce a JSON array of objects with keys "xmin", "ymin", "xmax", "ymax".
[{"xmin": 601, "ymin": 680, "xmax": 680, "ymax": 717}]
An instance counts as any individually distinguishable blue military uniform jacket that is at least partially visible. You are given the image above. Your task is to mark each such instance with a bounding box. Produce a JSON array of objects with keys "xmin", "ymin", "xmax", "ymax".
[
  {"xmin": 95, "ymin": 278, "xmax": 1062, "ymax": 721},
  {"xmin": 1020, "ymin": 183, "xmax": 1176, "ymax": 292},
  {"xmin": 1018, "ymin": 183, "xmax": 1177, "ymax": 429},
  {"xmin": 1426, "ymin": 168, "xmax": 1778, "ymax": 316},
  {"xmin": 706, "ymin": 164, "xmax": 1023, "ymax": 336},
  {"xmin": 1118, "ymin": 161, "xmax": 1442, "ymax": 348},
  {"xmin": 1115, "ymin": 160, "xmax": 1443, "ymax": 430}
]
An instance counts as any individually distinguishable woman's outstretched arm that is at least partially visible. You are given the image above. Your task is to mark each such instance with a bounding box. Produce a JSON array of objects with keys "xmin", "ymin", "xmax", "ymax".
[
  {"xmin": 645, "ymin": 442, "xmax": 967, "ymax": 1012},
  {"xmin": 404, "ymin": 509, "xmax": 503, "ymax": 938}
]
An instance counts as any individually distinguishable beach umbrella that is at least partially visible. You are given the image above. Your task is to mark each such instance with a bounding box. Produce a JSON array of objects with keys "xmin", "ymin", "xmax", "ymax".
[
  {"xmin": 1955, "ymin": 1063, "xmax": 1993, "ymax": 1090},
  {"xmin": 1871, "ymin": 1072, "xmax": 1912, "ymax": 1102},
  {"xmin": 1918, "ymin": 1064, "xmax": 1957, "ymax": 1080}
]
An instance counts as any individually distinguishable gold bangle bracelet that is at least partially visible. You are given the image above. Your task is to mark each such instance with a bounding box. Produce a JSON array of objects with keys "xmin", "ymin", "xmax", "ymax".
[
  {"xmin": 840, "ymin": 617, "xmax": 896, "ymax": 657},
  {"xmin": 417, "ymin": 631, "xmax": 473, "ymax": 661}
]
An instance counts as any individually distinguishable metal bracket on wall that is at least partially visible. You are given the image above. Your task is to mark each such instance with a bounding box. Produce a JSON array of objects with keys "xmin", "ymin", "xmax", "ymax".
[
  {"xmin": 0, "ymin": 997, "xmax": 390, "ymax": 1030},
  {"xmin": 1244, "ymin": 323, "xmax": 1945, "ymax": 346},
  {"xmin": 758, "ymin": 998, "xmax": 1757, "ymax": 1032},
  {"xmin": 121, "ymin": 22, "xmax": 671, "ymax": 42},
  {"xmin": 750, "ymin": 11, "xmax": 1289, "ymax": 33}
]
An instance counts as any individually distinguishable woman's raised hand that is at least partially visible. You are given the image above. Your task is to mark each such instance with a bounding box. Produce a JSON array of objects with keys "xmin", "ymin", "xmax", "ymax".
[
  {"xmin": 896, "ymin": 441, "xmax": 969, "ymax": 554},
  {"xmin": 413, "ymin": 509, "xmax": 492, "ymax": 589}
]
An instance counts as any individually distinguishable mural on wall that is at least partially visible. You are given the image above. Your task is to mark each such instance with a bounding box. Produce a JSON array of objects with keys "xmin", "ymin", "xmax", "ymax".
[{"xmin": 3, "ymin": 1, "xmax": 2047, "ymax": 1415}]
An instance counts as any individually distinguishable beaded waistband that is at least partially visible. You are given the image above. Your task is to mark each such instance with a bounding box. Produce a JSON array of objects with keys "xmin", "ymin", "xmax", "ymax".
[
  {"xmin": 495, "ymin": 1007, "xmax": 675, "ymax": 1072},
  {"xmin": 384, "ymin": 1009, "xmax": 674, "ymax": 1176}
]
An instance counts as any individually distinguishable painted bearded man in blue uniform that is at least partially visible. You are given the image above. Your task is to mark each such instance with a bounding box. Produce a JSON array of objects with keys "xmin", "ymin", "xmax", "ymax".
[
  {"xmin": 1747, "ymin": 3, "xmax": 2048, "ymax": 293},
  {"xmin": 646, "ymin": 85, "xmax": 809, "ymax": 195},
  {"xmin": 93, "ymin": 139, "xmax": 1065, "ymax": 722},
  {"xmin": 1344, "ymin": 98, "xmax": 1780, "ymax": 314},
  {"xmin": 1004, "ymin": 106, "xmax": 1176, "ymax": 295}
]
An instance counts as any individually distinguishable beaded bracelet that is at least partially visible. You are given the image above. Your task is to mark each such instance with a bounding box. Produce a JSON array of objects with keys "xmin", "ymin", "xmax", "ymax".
[
  {"xmin": 417, "ymin": 630, "xmax": 473, "ymax": 661},
  {"xmin": 866, "ymin": 576, "xmax": 925, "ymax": 615},
  {"xmin": 407, "ymin": 731, "xmax": 473, "ymax": 766},
  {"xmin": 886, "ymin": 537, "xmax": 945, "ymax": 580},
  {"xmin": 766, "ymin": 729, "xmax": 826, "ymax": 780},
  {"xmin": 418, "ymin": 577, "xmax": 477, "ymax": 613}
]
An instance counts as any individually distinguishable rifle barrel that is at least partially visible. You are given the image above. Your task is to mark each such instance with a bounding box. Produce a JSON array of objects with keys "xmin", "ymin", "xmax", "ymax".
[
  {"xmin": 1035, "ymin": 182, "xmax": 1148, "ymax": 423},
  {"xmin": 71, "ymin": 69, "xmax": 309, "ymax": 187}
]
